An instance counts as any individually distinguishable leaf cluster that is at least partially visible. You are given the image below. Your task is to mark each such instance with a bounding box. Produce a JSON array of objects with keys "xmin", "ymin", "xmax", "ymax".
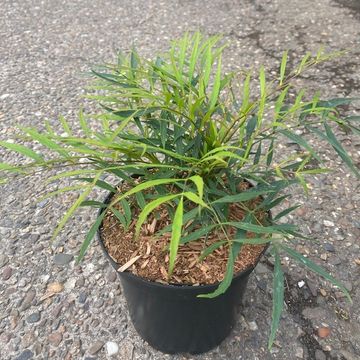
[{"xmin": 1, "ymin": 32, "xmax": 359, "ymax": 348}]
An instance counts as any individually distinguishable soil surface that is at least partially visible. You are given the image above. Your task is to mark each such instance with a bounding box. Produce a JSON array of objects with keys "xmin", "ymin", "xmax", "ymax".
[
  {"xmin": 0, "ymin": 0, "xmax": 359, "ymax": 359},
  {"xmin": 101, "ymin": 195, "xmax": 266, "ymax": 285}
]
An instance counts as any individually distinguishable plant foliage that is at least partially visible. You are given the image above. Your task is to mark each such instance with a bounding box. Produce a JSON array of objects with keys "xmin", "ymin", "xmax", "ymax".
[{"xmin": 1, "ymin": 32, "xmax": 359, "ymax": 348}]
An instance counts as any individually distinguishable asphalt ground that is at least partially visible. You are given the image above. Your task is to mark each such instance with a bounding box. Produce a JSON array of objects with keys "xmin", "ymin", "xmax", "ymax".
[{"xmin": 0, "ymin": 0, "xmax": 359, "ymax": 359}]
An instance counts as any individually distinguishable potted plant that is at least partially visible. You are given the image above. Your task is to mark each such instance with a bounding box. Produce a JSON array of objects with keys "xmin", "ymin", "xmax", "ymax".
[{"xmin": 0, "ymin": 32, "xmax": 358, "ymax": 354}]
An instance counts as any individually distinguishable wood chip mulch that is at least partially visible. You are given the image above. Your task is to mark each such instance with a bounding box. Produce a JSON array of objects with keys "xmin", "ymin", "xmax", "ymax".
[{"xmin": 101, "ymin": 189, "xmax": 267, "ymax": 286}]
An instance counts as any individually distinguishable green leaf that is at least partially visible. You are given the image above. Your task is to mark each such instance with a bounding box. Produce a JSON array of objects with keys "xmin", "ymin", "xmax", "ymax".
[
  {"xmin": 77, "ymin": 211, "xmax": 106, "ymax": 262},
  {"xmin": 80, "ymin": 200, "xmax": 107, "ymax": 208},
  {"xmin": 51, "ymin": 174, "xmax": 101, "ymax": 241},
  {"xmin": 135, "ymin": 194, "xmax": 180, "ymax": 238},
  {"xmin": 79, "ymin": 108, "xmax": 91, "ymax": 136},
  {"xmin": 266, "ymin": 139, "xmax": 274, "ymax": 166},
  {"xmin": 281, "ymin": 245, "xmax": 351, "ymax": 302},
  {"xmin": 273, "ymin": 205, "xmax": 301, "ymax": 221},
  {"xmin": 168, "ymin": 196, "xmax": 184, "ymax": 276},
  {"xmin": 212, "ymin": 189, "xmax": 275, "ymax": 204},
  {"xmin": 225, "ymin": 222, "xmax": 297, "ymax": 235},
  {"xmin": 296, "ymin": 52, "xmax": 311, "ymax": 74},
  {"xmin": 188, "ymin": 32, "xmax": 201, "ymax": 82},
  {"xmin": 246, "ymin": 116, "xmax": 257, "ymax": 139},
  {"xmin": 37, "ymin": 185, "xmax": 84, "ymax": 202},
  {"xmin": 158, "ymin": 206, "xmax": 200, "ymax": 236},
  {"xmin": 232, "ymin": 237, "xmax": 272, "ymax": 245},
  {"xmin": 209, "ymin": 55, "xmax": 222, "ymax": 110},
  {"xmin": 344, "ymin": 115, "xmax": 360, "ymax": 121},
  {"xmin": 254, "ymin": 142, "xmax": 262, "ymax": 165},
  {"xmin": 0, "ymin": 141, "xmax": 44, "ymax": 162},
  {"xmin": 135, "ymin": 192, "xmax": 146, "ymax": 209},
  {"xmin": 180, "ymin": 224, "xmax": 218, "ymax": 244},
  {"xmin": 241, "ymin": 72, "xmax": 251, "ymax": 113},
  {"xmin": 189, "ymin": 175, "xmax": 204, "ymax": 199},
  {"xmin": 268, "ymin": 248, "xmax": 284, "ymax": 349},
  {"xmin": 59, "ymin": 115, "xmax": 72, "ymax": 136},
  {"xmin": 279, "ymin": 50, "xmax": 288, "ymax": 85},
  {"xmin": 259, "ymin": 66, "xmax": 266, "ymax": 97},
  {"xmin": 202, "ymin": 45, "xmax": 212, "ymax": 89},
  {"xmin": 112, "ymin": 178, "xmax": 186, "ymax": 205},
  {"xmin": 120, "ymin": 199, "xmax": 132, "ymax": 227},
  {"xmin": 199, "ymin": 241, "xmax": 226, "ymax": 261},
  {"xmin": 21, "ymin": 128, "xmax": 69, "ymax": 158},
  {"xmin": 198, "ymin": 238, "xmax": 242, "ymax": 298},
  {"xmin": 111, "ymin": 206, "xmax": 128, "ymax": 229},
  {"xmin": 0, "ymin": 163, "xmax": 17, "ymax": 171},
  {"xmin": 130, "ymin": 49, "xmax": 139, "ymax": 73},
  {"xmin": 79, "ymin": 178, "xmax": 116, "ymax": 193},
  {"xmin": 323, "ymin": 123, "xmax": 360, "ymax": 177},
  {"xmin": 279, "ymin": 129, "xmax": 321, "ymax": 162},
  {"xmin": 183, "ymin": 191, "xmax": 209, "ymax": 208},
  {"xmin": 318, "ymin": 97, "xmax": 356, "ymax": 108}
]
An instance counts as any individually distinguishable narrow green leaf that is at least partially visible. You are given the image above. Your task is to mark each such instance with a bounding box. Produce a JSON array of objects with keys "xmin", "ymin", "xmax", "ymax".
[
  {"xmin": 52, "ymin": 174, "xmax": 101, "ymax": 241},
  {"xmin": 80, "ymin": 200, "xmax": 107, "ymax": 208},
  {"xmin": 135, "ymin": 194, "xmax": 180, "ymax": 238},
  {"xmin": 130, "ymin": 49, "xmax": 139, "ymax": 73},
  {"xmin": 298, "ymin": 168, "xmax": 331, "ymax": 175},
  {"xmin": 112, "ymin": 178, "xmax": 186, "ymax": 205},
  {"xmin": 203, "ymin": 45, "xmax": 212, "ymax": 88},
  {"xmin": 246, "ymin": 116, "xmax": 257, "ymax": 139},
  {"xmin": 0, "ymin": 163, "xmax": 17, "ymax": 171},
  {"xmin": 168, "ymin": 196, "xmax": 184, "ymax": 276},
  {"xmin": 213, "ymin": 189, "xmax": 275, "ymax": 204},
  {"xmin": 180, "ymin": 225, "xmax": 218, "ymax": 244},
  {"xmin": 225, "ymin": 222, "xmax": 297, "ymax": 235},
  {"xmin": 318, "ymin": 97, "xmax": 355, "ymax": 108},
  {"xmin": 199, "ymin": 241, "xmax": 226, "ymax": 261},
  {"xmin": 189, "ymin": 175, "xmax": 204, "ymax": 199},
  {"xmin": 323, "ymin": 122, "xmax": 360, "ymax": 177},
  {"xmin": 0, "ymin": 141, "xmax": 44, "ymax": 162},
  {"xmin": 188, "ymin": 32, "xmax": 201, "ymax": 82},
  {"xmin": 79, "ymin": 178, "xmax": 116, "ymax": 193},
  {"xmin": 273, "ymin": 205, "xmax": 301, "ymax": 221},
  {"xmin": 135, "ymin": 192, "xmax": 146, "ymax": 209},
  {"xmin": 59, "ymin": 115, "xmax": 72, "ymax": 136},
  {"xmin": 79, "ymin": 108, "xmax": 91, "ymax": 136},
  {"xmin": 209, "ymin": 55, "xmax": 222, "ymax": 110},
  {"xmin": 183, "ymin": 191, "xmax": 209, "ymax": 208},
  {"xmin": 282, "ymin": 245, "xmax": 351, "ymax": 302},
  {"xmin": 77, "ymin": 211, "xmax": 106, "ymax": 262},
  {"xmin": 268, "ymin": 248, "xmax": 284, "ymax": 349},
  {"xmin": 198, "ymin": 239, "xmax": 242, "ymax": 298},
  {"xmin": 232, "ymin": 237, "xmax": 272, "ymax": 245},
  {"xmin": 296, "ymin": 52, "xmax": 311, "ymax": 74},
  {"xmin": 279, "ymin": 129, "xmax": 321, "ymax": 162},
  {"xmin": 253, "ymin": 143, "xmax": 262, "ymax": 165},
  {"xmin": 111, "ymin": 206, "xmax": 128, "ymax": 229},
  {"xmin": 344, "ymin": 115, "xmax": 360, "ymax": 121},
  {"xmin": 241, "ymin": 72, "xmax": 251, "ymax": 113},
  {"xmin": 259, "ymin": 66, "xmax": 266, "ymax": 98},
  {"xmin": 37, "ymin": 185, "xmax": 84, "ymax": 202},
  {"xmin": 266, "ymin": 139, "xmax": 274, "ymax": 167},
  {"xmin": 118, "ymin": 200, "xmax": 130, "ymax": 223},
  {"xmin": 21, "ymin": 128, "xmax": 69, "ymax": 158},
  {"xmin": 274, "ymin": 86, "xmax": 289, "ymax": 121},
  {"xmin": 279, "ymin": 50, "xmax": 288, "ymax": 85},
  {"xmin": 158, "ymin": 207, "xmax": 200, "ymax": 236}
]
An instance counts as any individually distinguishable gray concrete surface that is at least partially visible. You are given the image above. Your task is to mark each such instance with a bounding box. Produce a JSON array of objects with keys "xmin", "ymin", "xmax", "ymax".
[{"xmin": 0, "ymin": 0, "xmax": 359, "ymax": 359}]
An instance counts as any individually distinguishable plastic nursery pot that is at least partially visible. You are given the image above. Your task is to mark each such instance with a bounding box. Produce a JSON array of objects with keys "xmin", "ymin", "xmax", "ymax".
[{"xmin": 97, "ymin": 191, "xmax": 269, "ymax": 355}]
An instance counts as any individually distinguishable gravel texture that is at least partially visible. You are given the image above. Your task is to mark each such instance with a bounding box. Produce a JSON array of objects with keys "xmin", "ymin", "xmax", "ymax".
[{"xmin": 0, "ymin": 0, "xmax": 360, "ymax": 359}]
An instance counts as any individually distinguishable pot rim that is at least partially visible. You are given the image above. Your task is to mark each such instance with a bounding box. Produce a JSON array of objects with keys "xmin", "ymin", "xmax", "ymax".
[{"xmin": 97, "ymin": 188, "xmax": 270, "ymax": 292}]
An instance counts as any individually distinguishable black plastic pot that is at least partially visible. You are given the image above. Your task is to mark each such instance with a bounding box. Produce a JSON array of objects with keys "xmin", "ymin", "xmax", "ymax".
[{"xmin": 97, "ymin": 192, "xmax": 268, "ymax": 354}]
